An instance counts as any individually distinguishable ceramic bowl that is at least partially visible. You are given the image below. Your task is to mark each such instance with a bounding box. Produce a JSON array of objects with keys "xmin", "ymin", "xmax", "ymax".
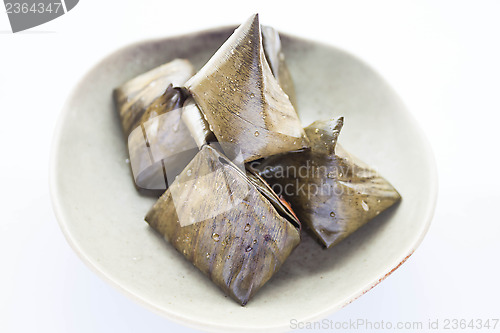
[{"xmin": 50, "ymin": 26, "xmax": 437, "ymax": 332}]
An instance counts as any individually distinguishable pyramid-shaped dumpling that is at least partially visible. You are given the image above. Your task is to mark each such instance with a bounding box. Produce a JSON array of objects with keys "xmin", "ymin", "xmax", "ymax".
[
  {"xmin": 255, "ymin": 117, "xmax": 401, "ymax": 248},
  {"xmin": 186, "ymin": 14, "xmax": 309, "ymax": 162},
  {"xmin": 145, "ymin": 145, "xmax": 301, "ymax": 305}
]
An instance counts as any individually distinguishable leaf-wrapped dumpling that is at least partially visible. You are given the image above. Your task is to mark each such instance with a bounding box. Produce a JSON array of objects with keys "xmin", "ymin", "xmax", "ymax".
[
  {"xmin": 254, "ymin": 117, "xmax": 401, "ymax": 248},
  {"xmin": 113, "ymin": 60, "xmax": 200, "ymax": 190},
  {"xmin": 185, "ymin": 14, "xmax": 309, "ymax": 163},
  {"xmin": 145, "ymin": 145, "xmax": 301, "ymax": 305}
]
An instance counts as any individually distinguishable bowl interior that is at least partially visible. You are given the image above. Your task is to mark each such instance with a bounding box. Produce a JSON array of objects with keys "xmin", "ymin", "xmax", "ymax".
[{"xmin": 51, "ymin": 27, "xmax": 436, "ymax": 332}]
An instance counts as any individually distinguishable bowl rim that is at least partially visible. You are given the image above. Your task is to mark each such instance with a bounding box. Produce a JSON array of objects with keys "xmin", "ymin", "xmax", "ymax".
[{"xmin": 49, "ymin": 26, "xmax": 438, "ymax": 332}]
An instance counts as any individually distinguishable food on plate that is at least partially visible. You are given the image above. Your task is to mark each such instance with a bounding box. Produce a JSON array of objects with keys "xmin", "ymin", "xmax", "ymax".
[{"xmin": 112, "ymin": 13, "xmax": 401, "ymax": 305}]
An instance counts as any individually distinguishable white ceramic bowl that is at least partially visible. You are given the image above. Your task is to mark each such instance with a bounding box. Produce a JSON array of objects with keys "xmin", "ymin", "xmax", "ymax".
[{"xmin": 50, "ymin": 27, "xmax": 437, "ymax": 332}]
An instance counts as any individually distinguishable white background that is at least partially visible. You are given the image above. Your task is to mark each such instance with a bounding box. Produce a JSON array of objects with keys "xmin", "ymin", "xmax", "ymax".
[{"xmin": 1, "ymin": 1, "xmax": 499, "ymax": 332}]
